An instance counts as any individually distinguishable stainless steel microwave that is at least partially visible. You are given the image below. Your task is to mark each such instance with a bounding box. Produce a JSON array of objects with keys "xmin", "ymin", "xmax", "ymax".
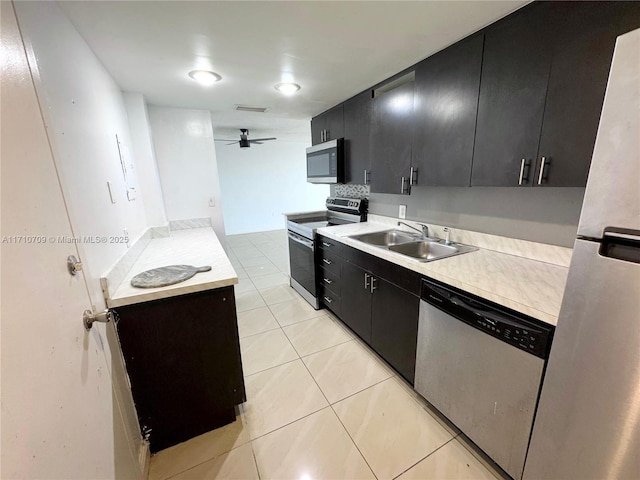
[{"xmin": 306, "ymin": 138, "xmax": 344, "ymax": 184}]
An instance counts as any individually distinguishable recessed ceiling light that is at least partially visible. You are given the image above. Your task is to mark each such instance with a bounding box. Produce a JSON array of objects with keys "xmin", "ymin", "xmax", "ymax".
[
  {"xmin": 274, "ymin": 82, "xmax": 301, "ymax": 95},
  {"xmin": 188, "ymin": 70, "xmax": 221, "ymax": 85}
]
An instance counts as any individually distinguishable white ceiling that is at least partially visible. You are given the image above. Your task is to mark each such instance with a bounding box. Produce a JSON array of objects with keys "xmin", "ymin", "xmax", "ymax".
[{"xmin": 59, "ymin": 0, "xmax": 528, "ymax": 141}]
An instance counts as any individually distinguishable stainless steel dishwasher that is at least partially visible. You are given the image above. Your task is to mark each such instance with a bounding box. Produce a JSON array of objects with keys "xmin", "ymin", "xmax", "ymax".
[{"xmin": 415, "ymin": 279, "xmax": 553, "ymax": 480}]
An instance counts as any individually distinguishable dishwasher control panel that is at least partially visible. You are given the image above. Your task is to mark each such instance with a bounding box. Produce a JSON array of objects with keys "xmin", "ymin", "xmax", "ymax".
[{"xmin": 422, "ymin": 279, "xmax": 554, "ymax": 359}]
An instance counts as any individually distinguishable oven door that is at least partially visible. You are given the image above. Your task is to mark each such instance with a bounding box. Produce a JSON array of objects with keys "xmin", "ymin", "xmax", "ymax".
[{"xmin": 287, "ymin": 231, "xmax": 317, "ymax": 306}]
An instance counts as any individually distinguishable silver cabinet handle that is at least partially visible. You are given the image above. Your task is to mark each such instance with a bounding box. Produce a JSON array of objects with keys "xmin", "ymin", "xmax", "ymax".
[
  {"xmin": 364, "ymin": 169, "xmax": 368, "ymax": 185},
  {"xmin": 370, "ymin": 277, "xmax": 377, "ymax": 293},
  {"xmin": 538, "ymin": 156, "xmax": 548, "ymax": 185},
  {"xmin": 323, "ymin": 296, "xmax": 333, "ymax": 304},
  {"xmin": 322, "ymin": 242, "xmax": 332, "ymax": 248},
  {"xmin": 401, "ymin": 176, "xmax": 407, "ymax": 194},
  {"xmin": 323, "ymin": 277, "xmax": 333, "ymax": 285},
  {"xmin": 410, "ymin": 167, "xmax": 418, "ymax": 186},
  {"xmin": 323, "ymin": 258, "xmax": 332, "ymax": 265},
  {"xmin": 518, "ymin": 158, "xmax": 527, "ymax": 185},
  {"xmin": 364, "ymin": 273, "xmax": 371, "ymax": 290}
]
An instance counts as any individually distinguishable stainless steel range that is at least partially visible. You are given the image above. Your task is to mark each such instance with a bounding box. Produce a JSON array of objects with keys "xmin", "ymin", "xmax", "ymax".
[{"xmin": 287, "ymin": 197, "xmax": 367, "ymax": 308}]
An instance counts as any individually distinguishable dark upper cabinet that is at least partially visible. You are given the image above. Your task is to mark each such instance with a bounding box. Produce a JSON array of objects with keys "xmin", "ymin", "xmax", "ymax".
[
  {"xmin": 370, "ymin": 80, "xmax": 415, "ymax": 194},
  {"xmin": 535, "ymin": 1, "xmax": 640, "ymax": 187},
  {"xmin": 343, "ymin": 91, "xmax": 372, "ymax": 184},
  {"xmin": 311, "ymin": 104, "xmax": 344, "ymax": 145},
  {"xmin": 412, "ymin": 34, "xmax": 484, "ymax": 186},
  {"xmin": 310, "ymin": 116, "xmax": 324, "ymax": 145},
  {"xmin": 471, "ymin": 3, "xmax": 556, "ymax": 187}
]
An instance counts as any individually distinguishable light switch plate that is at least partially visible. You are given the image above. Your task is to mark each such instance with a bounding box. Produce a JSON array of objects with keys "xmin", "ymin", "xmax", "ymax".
[{"xmin": 399, "ymin": 204, "xmax": 407, "ymax": 219}]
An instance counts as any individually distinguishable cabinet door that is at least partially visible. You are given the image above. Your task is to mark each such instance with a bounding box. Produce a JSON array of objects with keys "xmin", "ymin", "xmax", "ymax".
[
  {"xmin": 343, "ymin": 91, "xmax": 372, "ymax": 184},
  {"xmin": 340, "ymin": 261, "xmax": 372, "ymax": 344},
  {"xmin": 115, "ymin": 287, "xmax": 245, "ymax": 452},
  {"xmin": 535, "ymin": 2, "xmax": 640, "ymax": 187},
  {"xmin": 371, "ymin": 278, "xmax": 420, "ymax": 384},
  {"xmin": 413, "ymin": 34, "xmax": 483, "ymax": 186},
  {"xmin": 370, "ymin": 80, "xmax": 415, "ymax": 194},
  {"xmin": 310, "ymin": 115, "xmax": 325, "ymax": 145},
  {"xmin": 471, "ymin": 3, "xmax": 555, "ymax": 186},
  {"xmin": 325, "ymin": 104, "xmax": 344, "ymax": 142}
]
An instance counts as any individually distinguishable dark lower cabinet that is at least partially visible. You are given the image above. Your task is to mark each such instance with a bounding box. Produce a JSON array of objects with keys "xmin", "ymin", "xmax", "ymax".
[
  {"xmin": 340, "ymin": 261, "xmax": 372, "ymax": 344},
  {"xmin": 114, "ymin": 287, "xmax": 245, "ymax": 453},
  {"xmin": 370, "ymin": 277, "xmax": 420, "ymax": 384},
  {"xmin": 325, "ymin": 243, "xmax": 421, "ymax": 384}
]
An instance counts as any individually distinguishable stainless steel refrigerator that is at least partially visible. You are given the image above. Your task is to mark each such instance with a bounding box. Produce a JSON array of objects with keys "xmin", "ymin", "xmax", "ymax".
[{"xmin": 523, "ymin": 29, "xmax": 640, "ymax": 480}]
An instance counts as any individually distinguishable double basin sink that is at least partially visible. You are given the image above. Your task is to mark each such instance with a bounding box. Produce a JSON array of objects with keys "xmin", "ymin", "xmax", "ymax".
[{"xmin": 349, "ymin": 229, "xmax": 477, "ymax": 262}]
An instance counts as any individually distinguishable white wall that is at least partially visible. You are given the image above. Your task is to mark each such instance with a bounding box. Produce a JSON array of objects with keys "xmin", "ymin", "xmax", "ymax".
[
  {"xmin": 123, "ymin": 92, "xmax": 168, "ymax": 226},
  {"xmin": 148, "ymin": 106, "xmax": 226, "ymax": 245},
  {"xmin": 12, "ymin": 1, "xmax": 156, "ymax": 477},
  {"xmin": 216, "ymin": 139, "xmax": 329, "ymax": 234}
]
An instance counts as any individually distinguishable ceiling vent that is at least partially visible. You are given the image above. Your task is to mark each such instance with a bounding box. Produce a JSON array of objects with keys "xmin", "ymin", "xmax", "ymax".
[{"xmin": 234, "ymin": 105, "xmax": 269, "ymax": 113}]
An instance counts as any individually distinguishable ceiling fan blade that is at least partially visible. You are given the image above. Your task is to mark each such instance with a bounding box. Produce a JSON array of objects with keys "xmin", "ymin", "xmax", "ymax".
[
  {"xmin": 249, "ymin": 137, "xmax": 277, "ymax": 142},
  {"xmin": 251, "ymin": 142, "xmax": 263, "ymax": 145},
  {"xmin": 215, "ymin": 138, "xmax": 238, "ymax": 142},
  {"xmin": 225, "ymin": 141, "xmax": 239, "ymax": 145}
]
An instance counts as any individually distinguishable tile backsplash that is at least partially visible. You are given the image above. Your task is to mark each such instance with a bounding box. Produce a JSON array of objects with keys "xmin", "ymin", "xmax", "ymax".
[{"xmin": 333, "ymin": 183, "xmax": 370, "ymax": 198}]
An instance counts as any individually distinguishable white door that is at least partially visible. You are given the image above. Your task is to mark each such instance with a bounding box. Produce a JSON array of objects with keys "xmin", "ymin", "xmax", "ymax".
[{"xmin": 1, "ymin": 3, "xmax": 121, "ymax": 478}]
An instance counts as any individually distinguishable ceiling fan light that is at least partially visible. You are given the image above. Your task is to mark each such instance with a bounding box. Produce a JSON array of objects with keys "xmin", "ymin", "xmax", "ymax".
[
  {"xmin": 188, "ymin": 70, "xmax": 222, "ymax": 85},
  {"xmin": 274, "ymin": 82, "xmax": 301, "ymax": 95}
]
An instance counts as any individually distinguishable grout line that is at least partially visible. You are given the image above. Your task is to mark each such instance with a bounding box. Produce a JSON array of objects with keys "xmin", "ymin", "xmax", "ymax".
[
  {"xmin": 238, "ymin": 324, "xmax": 282, "ymax": 341},
  {"xmin": 328, "ymin": 375, "xmax": 394, "ymax": 407},
  {"xmin": 242, "ymin": 357, "xmax": 301, "ymax": 379},
  {"xmin": 249, "ymin": 442, "xmax": 263, "ymax": 480},
  {"xmin": 295, "ymin": 339, "xmax": 386, "ymax": 480},
  {"xmin": 328, "ymin": 401, "xmax": 379, "ymax": 480},
  {"xmin": 390, "ymin": 437, "xmax": 457, "ymax": 480}
]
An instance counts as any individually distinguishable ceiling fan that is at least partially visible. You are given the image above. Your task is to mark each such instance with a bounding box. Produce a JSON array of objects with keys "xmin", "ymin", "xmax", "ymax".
[{"xmin": 219, "ymin": 129, "xmax": 276, "ymax": 148}]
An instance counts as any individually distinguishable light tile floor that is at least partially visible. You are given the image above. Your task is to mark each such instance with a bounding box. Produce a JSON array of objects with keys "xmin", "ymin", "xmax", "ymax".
[{"xmin": 148, "ymin": 229, "xmax": 507, "ymax": 480}]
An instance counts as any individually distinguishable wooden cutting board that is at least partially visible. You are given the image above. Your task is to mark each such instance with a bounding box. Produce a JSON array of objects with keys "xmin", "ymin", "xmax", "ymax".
[{"xmin": 130, "ymin": 265, "xmax": 212, "ymax": 288}]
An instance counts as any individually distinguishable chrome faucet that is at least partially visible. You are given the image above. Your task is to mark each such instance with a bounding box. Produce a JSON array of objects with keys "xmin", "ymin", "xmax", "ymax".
[
  {"xmin": 443, "ymin": 227, "xmax": 452, "ymax": 245},
  {"xmin": 397, "ymin": 221, "xmax": 429, "ymax": 239}
]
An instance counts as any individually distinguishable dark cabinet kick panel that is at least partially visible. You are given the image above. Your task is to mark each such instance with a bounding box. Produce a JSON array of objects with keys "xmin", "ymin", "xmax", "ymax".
[
  {"xmin": 114, "ymin": 287, "xmax": 245, "ymax": 453},
  {"xmin": 471, "ymin": 3, "xmax": 555, "ymax": 187},
  {"xmin": 412, "ymin": 34, "xmax": 483, "ymax": 186}
]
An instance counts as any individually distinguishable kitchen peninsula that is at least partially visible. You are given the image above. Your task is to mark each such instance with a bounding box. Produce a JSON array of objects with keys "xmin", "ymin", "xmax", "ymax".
[{"xmin": 101, "ymin": 227, "xmax": 245, "ymax": 453}]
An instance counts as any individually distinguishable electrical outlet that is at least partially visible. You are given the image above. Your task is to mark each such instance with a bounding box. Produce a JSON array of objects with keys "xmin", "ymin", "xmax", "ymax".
[
  {"xmin": 208, "ymin": 196, "xmax": 215, "ymax": 207},
  {"xmin": 399, "ymin": 204, "xmax": 407, "ymax": 219}
]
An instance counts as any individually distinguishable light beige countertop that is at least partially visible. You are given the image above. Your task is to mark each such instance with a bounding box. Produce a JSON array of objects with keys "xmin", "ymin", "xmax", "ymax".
[
  {"xmin": 103, "ymin": 227, "xmax": 237, "ymax": 308},
  {"xmin": 317, "ymin": 221, "xmax": 569, "ymax": 326}
]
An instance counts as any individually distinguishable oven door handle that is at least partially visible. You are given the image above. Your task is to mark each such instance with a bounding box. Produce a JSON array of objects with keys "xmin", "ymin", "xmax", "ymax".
[{"xmin": 288, "ymin": 232, "xmax": 314, "ymax": 249}]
